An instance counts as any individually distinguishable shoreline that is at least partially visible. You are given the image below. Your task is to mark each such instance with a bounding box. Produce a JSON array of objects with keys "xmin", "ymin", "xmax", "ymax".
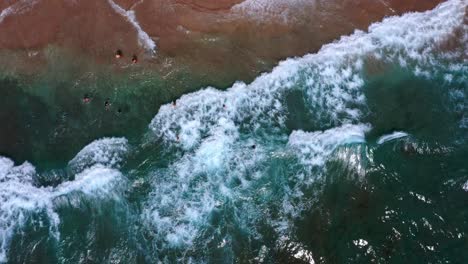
[{"xmin": 0, "ymin": 0, "xmax": 444, "ymax": 85}]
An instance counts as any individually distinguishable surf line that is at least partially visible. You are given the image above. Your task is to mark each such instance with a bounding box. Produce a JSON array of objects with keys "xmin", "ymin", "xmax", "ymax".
[
  {"xmin": 0, "ymin": 0, "xmax": 39, "ymax": 24},
  {"xmin": 106, "ymin": 0, "xmax": 157, "ymax": 54}
]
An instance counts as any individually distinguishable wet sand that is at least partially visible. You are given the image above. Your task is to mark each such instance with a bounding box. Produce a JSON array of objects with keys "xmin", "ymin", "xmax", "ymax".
[{"xmin": 0, "ymin": 0, "xmax": 445, "ymax": 84}]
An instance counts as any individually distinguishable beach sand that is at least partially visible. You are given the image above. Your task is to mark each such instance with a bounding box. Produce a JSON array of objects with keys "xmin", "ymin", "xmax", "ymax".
[{"xmin": 0, "ymin": 0, "xmax": 444, "ymax": 83}]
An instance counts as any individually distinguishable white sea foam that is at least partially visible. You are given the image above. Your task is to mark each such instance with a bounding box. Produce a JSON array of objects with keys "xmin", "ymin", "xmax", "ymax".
[
  {"xmin": 143, "ymin": 119, "xmax": 254, "ymax": 248},
  {"xmin": 0, "ymin": 138, "xmax": 128, "ymax": 263},
  {"xmin": 232, "ymin": 0, "xmax": 313, "ymax": 24},
  {"xmin": 377, "ymin": 131, "xmax": 409, "ymax": 144},
  {"xmin": 144, "ymin": 0, "xmax": 466, "ymax": 257},
  {"xmin": 267, "ymin": 124, "xmax": 372, "ymax": 223},
  {"xmin": 288, "ymin": 124, "xmax": 370, "ymax": 168},
  {"xmin": 68, "ymin": 137, "xmax": 128, "ymax": 173},
  {"xmin": 54, "ymin": 165, "xmax": 123, "ymax": 199},
  {"xmin": 0, "ymin": 0, "xmax": 38, "ymax": 24},
  {"xmin": 0, "ymin": 157, "xmax": 57, "ymax": 263},
  {"xmin": 353, "ymin": 239, "xmax": 369, "ymax": 248},
  {"xmin": 150, "ymin": 0, "xmax": 466, "ymax": 148},
  {"xmin": 107, "ymin": 0, "xmax": 157, "ymax": 53}
]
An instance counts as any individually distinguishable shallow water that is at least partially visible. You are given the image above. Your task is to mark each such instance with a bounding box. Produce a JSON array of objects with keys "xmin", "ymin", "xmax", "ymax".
[{"xmin": 0, "ymin": 0, "xmax": 467, "ymax": 263}]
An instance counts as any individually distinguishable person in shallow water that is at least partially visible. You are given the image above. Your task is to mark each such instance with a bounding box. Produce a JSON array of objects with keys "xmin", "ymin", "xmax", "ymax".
[
  {"xmin": 132, "ymin": 55, "xmax": 138, "ymax": 64},
  {"xmin": 115, "ymin": 49, "xmax": 123, "ymax": 59}
]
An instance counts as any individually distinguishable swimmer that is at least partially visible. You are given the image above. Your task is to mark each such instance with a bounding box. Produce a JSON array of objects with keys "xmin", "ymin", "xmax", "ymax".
[
  {"xmin": 251, "ymin": 145, "xmax": 256, "ymax": 149},
  {"xmin": 105, "ymin": 98, "xmax": 111, "ymax": 110},
  {"xmin": 132, "ymin": 55, "xmax": 138, "ymax": 64},
  {"xmin": 82, "ymin": 94, "xmax": 91, "ymax": 103},
  {"xmin": 401, "ymin": 143, "xmax": 416, "ymax": 155},
  {"xmin": 115, "ymin": 49, "xmax": 123, "ymax": 59}
]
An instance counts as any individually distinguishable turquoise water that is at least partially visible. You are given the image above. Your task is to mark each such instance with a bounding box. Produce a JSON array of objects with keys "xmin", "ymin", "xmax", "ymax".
[{"xmin": 1, "ymin": 1, "xmax": 467, "ymax": 263}]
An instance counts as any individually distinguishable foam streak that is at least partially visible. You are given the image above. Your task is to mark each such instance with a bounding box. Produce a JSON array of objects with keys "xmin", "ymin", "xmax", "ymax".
[
  {"xmin": 0, "ymin": 0, "xmax": 38, "ymax": 24},
  {"xmin": 107, "ymin": 0, "xmax": 156, "ymax": 52}
]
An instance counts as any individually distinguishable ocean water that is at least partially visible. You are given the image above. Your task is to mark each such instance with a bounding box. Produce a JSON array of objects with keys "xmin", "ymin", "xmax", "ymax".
[{"xmin": 0, "ymin": 0, "xmax": 467, "ymax": 263}]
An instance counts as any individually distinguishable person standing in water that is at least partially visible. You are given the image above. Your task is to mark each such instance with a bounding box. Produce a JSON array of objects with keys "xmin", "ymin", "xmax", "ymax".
[{"xmin": 115, "ymin": 49, "xmax": 123, "ymax": 59}]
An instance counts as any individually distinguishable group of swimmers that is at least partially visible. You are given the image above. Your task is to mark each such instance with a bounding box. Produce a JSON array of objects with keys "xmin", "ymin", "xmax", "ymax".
[
  {"xmin": 81, "ymin": 49, "xmax": 139, "ymax": 109},
  {"xmin": 86, "ymin": 51, "xmax": 255, "ymax": 147},
  {"xmin": 82, "ymin": 94, "xmax": 123, "ymax": 113},
  {"xmin": 115, "ymin": 49, "xmax": 138, "ymax": 64}
]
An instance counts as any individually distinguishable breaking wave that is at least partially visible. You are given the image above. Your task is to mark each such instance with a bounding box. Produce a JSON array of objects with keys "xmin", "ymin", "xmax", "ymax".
[
  {"xmin": 1, "ymin": 0, "xmax": 466, "ymax": 262},
  {"xmin": 142, "ymin": 0, "xmax": 466, "ymax": 261},
  {"xmin": 0, "ymin": 138, "xmax": 128, "ymax": 263}
]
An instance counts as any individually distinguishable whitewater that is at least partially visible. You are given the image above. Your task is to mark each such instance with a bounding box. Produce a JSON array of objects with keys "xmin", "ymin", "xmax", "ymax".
[{"xmin": 0, "ymin": 0, "xmax": 466, "ymax": 263}]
